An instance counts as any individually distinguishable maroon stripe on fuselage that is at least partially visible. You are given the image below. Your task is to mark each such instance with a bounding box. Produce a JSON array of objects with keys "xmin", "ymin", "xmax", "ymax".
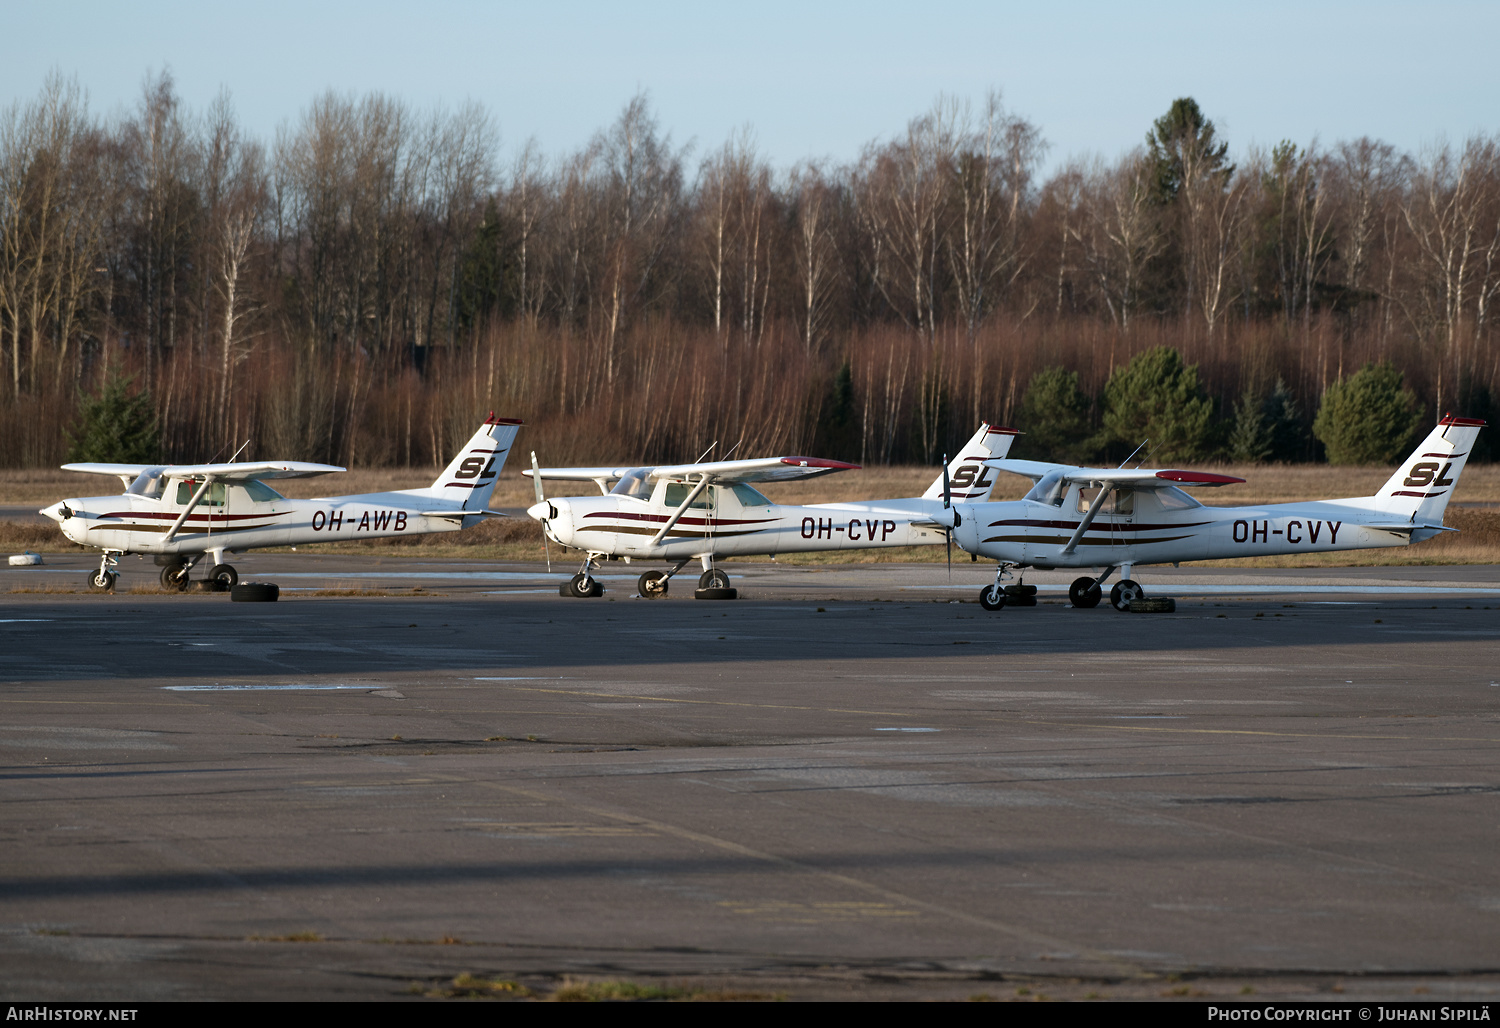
[
  {"xmin": 98, "ymin": 510, "xmax": 290, "ymax": 522},
  {"xmin": 984, "ymin": 518, "xmax": 1213, "ymax": 531},
  {"xmin": 582, "ymin": 511, "xmax": 777, "ymax": 527}
]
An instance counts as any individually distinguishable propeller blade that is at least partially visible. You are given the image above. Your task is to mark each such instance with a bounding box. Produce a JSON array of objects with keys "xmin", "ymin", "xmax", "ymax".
[
  {"xmin": 941, "ymin": 454, "xmax": 951, "ymax": 580},
  {"xmin": 531, "ymin": 451, "xmax": 551, "ymax": 573}
]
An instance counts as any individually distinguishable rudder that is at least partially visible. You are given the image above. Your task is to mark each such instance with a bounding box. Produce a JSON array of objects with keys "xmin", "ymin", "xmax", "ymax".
[
  {"xmin": 429, "ymin": 415, "xmax": 523, "ymax": 509},
  {"xmin": 1372, "ymin": 415, "xmax": 1485, "ymax": 523},
  {"xmin": 922, "ymin": 423, "xmax": 1021, "ymax": 501}
]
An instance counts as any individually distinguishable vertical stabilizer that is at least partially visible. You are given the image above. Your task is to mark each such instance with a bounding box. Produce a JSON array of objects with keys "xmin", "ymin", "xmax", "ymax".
[
  {"xmin": 428, "ymin": 415, "xmax": 523, "ymax": 509},
  {"xmin": 921, "ymin": 424, "xmax": 1022, "ymax": 501},
  {"xmin": 1371, "ymin": 415, "xmax": 1485, "ymax": 522}
]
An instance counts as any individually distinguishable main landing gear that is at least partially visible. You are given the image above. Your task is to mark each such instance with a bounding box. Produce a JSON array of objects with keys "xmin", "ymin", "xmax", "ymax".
[
  {"xmin": 629, "ymin": 556, "xmax": 737, "ymax": 600},
  {"xmin": 156, "ymin": 551, "xmax": 239, "ymax": 592},
  {"xmin": 1066, "ymin": 566, "xmax": 1144, "ymax": 611}
]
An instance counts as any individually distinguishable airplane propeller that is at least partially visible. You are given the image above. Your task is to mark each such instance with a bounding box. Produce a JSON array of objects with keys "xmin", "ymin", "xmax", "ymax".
[
  {"xmin": 942, "ymin": 453, "xmax": 952, "ymax": 580},
  {"xmin": 531, "ymin": 451, "xmax": 552, "ymax": 573}
]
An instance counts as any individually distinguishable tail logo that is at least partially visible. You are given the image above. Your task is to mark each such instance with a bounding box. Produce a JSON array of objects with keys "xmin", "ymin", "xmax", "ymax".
[
  {"xmin": 950, "ymin": 465, "xmax": 993, "ymax": 490},
  {"xmin": 456, "ymin": 456, "xmax": 500, "ymax": 480},
  {"xmin": 1402, "ymin": 462, "xmax": 1455, "ymax": 489}
]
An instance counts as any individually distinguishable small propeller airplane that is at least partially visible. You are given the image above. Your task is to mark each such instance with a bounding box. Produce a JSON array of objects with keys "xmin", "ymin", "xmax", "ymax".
[
  {"xmin": 41, "ymin": 415, "xmax": 522, "ymax": 592},
  {"xmin": 526, "ymin": 423, "xmax": 1018, "ymax": 598},
  {"xmin": 949, "ymin": 415, "xmax": 1485, "ymax": 611}
]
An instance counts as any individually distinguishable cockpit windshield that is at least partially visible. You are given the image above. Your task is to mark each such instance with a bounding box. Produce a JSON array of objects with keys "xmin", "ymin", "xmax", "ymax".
[
  {"xmin": 609, "ymin": 468, "xmax": 654, "ymax": 500},
  {"xmin": 1023, "ymin": 470, "xmax": 1066, "ymax": 506}
]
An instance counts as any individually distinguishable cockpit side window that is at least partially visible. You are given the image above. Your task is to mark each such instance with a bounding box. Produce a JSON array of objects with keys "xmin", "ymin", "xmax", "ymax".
[
  {"xmin": 1155, "ymin": 485, "xmax": 1201, "ymax": 511},
  {"xmin": 242, "ymin": 479, "xmax": 285, "ymax": 503},
  {"xmin": 662, "ymin": 482, "xmax": 715, "ymax": 510},
  {"xmin": 175, "ymin": 480, "xmax": 227, "ymax": 507},
  {"xmin": 127, "ymin": 468, "xmax": 166, "ymax": 498},
  {"xmin": 729, "ymin": 483, "xmax": 771, "ymax": 507}
]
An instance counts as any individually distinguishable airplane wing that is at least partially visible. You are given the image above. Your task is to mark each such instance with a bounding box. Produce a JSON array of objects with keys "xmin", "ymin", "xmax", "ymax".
[
  {"xmin": 986, "ymin": 459, "xmax": 1244, "ymax": 489},
  {"xmin": 525, "ymin": 466, "xmax": 641, "ymax": 483},
  {"xmin": 649, "ymin": 456, "xmax": 860, "ymax": 483},
  {"xmin": 61, "ymin": 462, "xmax": 156, "ymax": 478},
  {"xmin": 164, "ymin": 461, "xmax": 346, "ymax": 480}
]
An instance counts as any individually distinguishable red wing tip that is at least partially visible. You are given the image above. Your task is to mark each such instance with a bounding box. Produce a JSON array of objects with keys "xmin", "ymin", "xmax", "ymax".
[
  {"xmin": 1156, "ymin": 470, "xmax": 1246, "ymax": 485},
  {"xmin": 780, "ymin": 457, "xmax": 861, "ymax": 470},
  {"xmin": 484, "ymin": 415, "xmax": 524, "ymax": 426},
  {"xmin": 1439, "ymin": 415, "xmax": 1487, "ymax": 427}
]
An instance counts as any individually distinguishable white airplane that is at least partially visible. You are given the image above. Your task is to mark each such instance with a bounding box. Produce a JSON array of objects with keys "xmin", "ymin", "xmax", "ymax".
[
  {"xmin": 526, "ymin": 423, "xmax": 1018, "ymax": 599},
  {"xmin": 42, "ymin": 416, "xmax": 522, "ymax": 592},
  {"xmin": 949, "ymin": 415, "xmax": 1486, "ymax": 611}
]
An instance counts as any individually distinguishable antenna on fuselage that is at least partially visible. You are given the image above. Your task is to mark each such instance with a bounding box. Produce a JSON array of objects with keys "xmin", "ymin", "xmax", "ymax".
[
  {"xmin": 228, "ymin": 439, "xmax": 251, "ymax": 463},
  {"xmin": 692, "ymin": 441, "xmax": 718, "ymax": 465},
  {"xmin": 1119, "ymin": 439, "xmax": 1149, "ymax": 469}
]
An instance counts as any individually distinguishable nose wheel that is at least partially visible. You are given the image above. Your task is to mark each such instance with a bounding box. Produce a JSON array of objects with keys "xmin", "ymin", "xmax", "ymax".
[
  {"xmin": 562, "ymin": 553, "xmax": 606, "ymax": 597},
  {"xmin": 90, "ymin": 551, "xmax": 121, "ymax": 592}
]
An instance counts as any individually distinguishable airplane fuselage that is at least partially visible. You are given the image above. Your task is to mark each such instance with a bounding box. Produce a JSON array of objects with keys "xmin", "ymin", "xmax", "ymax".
[
  {"xmin": 952, "ymin": 494, "xmax": 1428, "ymax": 570},
  {"xmin": 541, "ymin": 492, "xmax": 953, "ymax": 560},
  {"xmin": 48, "ymin": 488, "xmax": 483, "ymax": 556}
]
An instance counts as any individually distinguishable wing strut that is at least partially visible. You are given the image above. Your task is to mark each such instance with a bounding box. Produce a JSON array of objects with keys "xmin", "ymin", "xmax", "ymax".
[
  {"xmin": 648, "ymin": 474, "xmax": 713, "ymax": 547},
  {"xmin": 162, "ymin": 476, "xmax": 216, "ymax": 544},
  {"xmin": 1060, "ymin": 483, "xmax": 1111, "ymax": 556}
]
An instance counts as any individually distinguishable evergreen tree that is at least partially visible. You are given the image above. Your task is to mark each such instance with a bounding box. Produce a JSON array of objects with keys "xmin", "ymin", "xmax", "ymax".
[
  {"xmin": 1312, "ymin": 362, "xmax": 1423, "ymax": 464},
  {"xmin": 1013, "ymin": 366, "xmax": 1097, "ymax": 462},
  {"xmin": 1229, "ymin": 378, "xmax": 1305, "ymax": 463},
  {"xmin": 68, "ymin": 374, "xmax": 161, "ymax": 463},
  {"xmin": 815, "ymin": 360, "xmax": 860, "ymax": 461},
  {"xmin": 1101, "ymin": 347, "xmax": 1215, "ymax": 462}
]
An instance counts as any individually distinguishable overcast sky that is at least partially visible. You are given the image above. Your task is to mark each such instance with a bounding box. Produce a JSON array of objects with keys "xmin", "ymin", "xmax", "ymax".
[{"xmin": 6, "ymin": 1, "xmax": 1497, "ymax": 173}]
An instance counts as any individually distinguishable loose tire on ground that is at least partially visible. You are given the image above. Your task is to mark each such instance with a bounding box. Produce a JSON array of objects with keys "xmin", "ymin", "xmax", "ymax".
[
  {"xmin": 1128, "ymin": 597, "xmax": 1176, "ymax": 613},
  {"xmin": 978, "ymin": 586, "xmax": 1006, "ymax": 611},
  {"xmin": 638, "ymin": 571, "xmax": 668, "ymax": 597},
  {"xmin": 694, "ymin": 586, "xmax": 738, "ymax": 600},
  {"xmin": 230, "ymin": 582, "xmax": 279, "ymax": 602}
]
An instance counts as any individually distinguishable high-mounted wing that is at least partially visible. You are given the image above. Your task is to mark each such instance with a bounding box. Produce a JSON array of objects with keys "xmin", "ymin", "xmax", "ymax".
[
  {"xmin": 62, "ymin": 460, "xmax": 345, "ymax": 483},
  {"xmin": 986, "ymin": 459, "xmax": 1244, "ymax": 489},
  {"xmin": 649, "ymin": 456, "xmax": 859, "ymax": 484}
]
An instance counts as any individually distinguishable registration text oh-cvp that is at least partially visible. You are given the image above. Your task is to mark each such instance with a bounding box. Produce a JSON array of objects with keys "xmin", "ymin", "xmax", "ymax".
[{"xmin": 801, "ymin": 517, "xmax": 897, "ymax": 541}]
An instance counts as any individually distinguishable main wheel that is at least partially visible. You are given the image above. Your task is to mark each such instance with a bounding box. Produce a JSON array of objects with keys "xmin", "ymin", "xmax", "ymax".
[
  {"xmin": 978, "ymin": 585, "xmax": 1007, "ymax": 611},
  {"xmin": 1109, "ymin": 579, "xmax": 1144, "ymax": 611},
  {"xmin": 638, "ymin": 571, "xmax": 668, "ymax": 598},
  {"xmin": 89, "ymin": 570, "xmax": 117, "ymax": 592},
  {"xmin": 160, "ymin": 563, "xmax": 190, "ymax": 591},
  {"xmin": 210, "ymin": 563, "xmax": 239, "ymax": 590},
  {"xmin": 1069, "ymin": 576, "xmax": 1103, "ymax": 608},
  {"xmin": 566, "ymin": 573, "xmax": 602, "ymax": 598},
  {"xmin": 698, "ymin": 569, "xmax": 730, "ymax": 590}
]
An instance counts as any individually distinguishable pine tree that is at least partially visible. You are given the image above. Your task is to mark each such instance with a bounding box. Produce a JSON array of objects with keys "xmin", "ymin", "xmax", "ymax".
[
  {"xmin": 1101, "ymin": 347, "xmax": 1215, "ymax": 463},
  {"xmin": 1312, "ymin": 362, "xmax": 1423, "ymax": 464},
  {"xmin": 1014, "ymin": 366, "xmax": 1096, "ymax": 462},
  {"xmin": 68, "ymin": 375, "xmax": 161, "ymax": 463}
]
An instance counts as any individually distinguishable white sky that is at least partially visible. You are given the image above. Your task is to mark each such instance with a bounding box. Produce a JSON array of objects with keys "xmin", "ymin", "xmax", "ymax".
[{"xmin": 6, "ymin": 1, "xmax": 1497, "ymax": 174}]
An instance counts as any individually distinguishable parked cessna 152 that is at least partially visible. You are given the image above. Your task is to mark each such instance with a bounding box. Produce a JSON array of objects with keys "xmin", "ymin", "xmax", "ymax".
[
  {"xmin": 527, "ymin": 423, "xmax": 1018, "ymax": 598},
  {"xmin": 949, "ymin": 415, "xmax": 1485, "ymax": 611},
  {"xmin": 42, "ymin": 415, "xmax": 522, "ymax": 591}
]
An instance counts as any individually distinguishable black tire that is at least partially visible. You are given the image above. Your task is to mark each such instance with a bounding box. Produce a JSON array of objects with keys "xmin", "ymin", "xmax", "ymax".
[
  {"xmin": 210, "ymin": 563, "xmax": 238, "ymax": 590},
  {"xmin": 230, "ymin": 582, "xmax": 279, "ymax": 602},
  {"xmin": 1003, "ymin": 584, "xmax": 1038, "ymax": 596},
  {"xmin": 88, "ymin": 570, "xmax": 117, "ymax": 592},
  {"xmin": 160, "ymin": 563, "xmax": 190, "ymax": 591},
  {"xmin": 638, "ymin": 571, "xmax": 668, "ymax": 597},
  {"xmin": 694, "ymin": 587, "xmax": 738, "ymax": 600},
  {"xmin": 566, "ymin": 573, "xmax": 601, "ymax": 598},
  {"xmin": 1129, "ymin": 597, "xmax": 1176, "ymax": 613},
  {"xmin": 1110, "ymin": 580, "xmax": 1144, "ymax": 611},
  {"xmin": 978, "ymin": 586, "xmax": 1006, "ymax": 611},
  {"xmin": 1068, "ymin": 577, "xmax": 1103, "ymax": 609},
  {"xmin": 698, "ymin": 569, "xmax": 731, "ymax": 590}
]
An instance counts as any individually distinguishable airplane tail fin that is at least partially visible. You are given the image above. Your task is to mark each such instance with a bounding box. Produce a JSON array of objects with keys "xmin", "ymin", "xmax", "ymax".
[
  {"xmin": 1370, "ymin": 415, "xmax": 1485, "ymax": 523},
  {"xmin": 921, "ymin": 424, "xmax": 1021, "ymax": 501},
  {"xmin": 427, "ymin": 415, "xmax": 523, "ymax": 509}
]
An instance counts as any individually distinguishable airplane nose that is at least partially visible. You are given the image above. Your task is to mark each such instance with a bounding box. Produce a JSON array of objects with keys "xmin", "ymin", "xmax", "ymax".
[
  {"xmin": 41, "ymin": 501, "xmax": 71, "ymax": 523},
  {"xmin": 526, "ymin": 500, "xmax": 557, "ymax": 522}
]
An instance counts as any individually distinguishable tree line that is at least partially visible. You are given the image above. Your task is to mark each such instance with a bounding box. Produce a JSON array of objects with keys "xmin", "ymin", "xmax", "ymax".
[{"xmin": 2, "ymin": 73, "xmax": 1497, "ymax": 468}]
